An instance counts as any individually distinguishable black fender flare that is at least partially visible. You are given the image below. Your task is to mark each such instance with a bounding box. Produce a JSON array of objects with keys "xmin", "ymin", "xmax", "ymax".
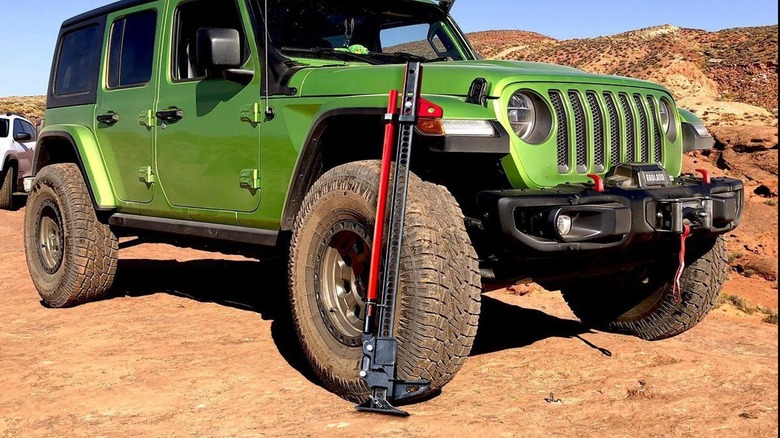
[{"xmin": 280, "ymin": 107, "xmax": 385, "ymax": 231}]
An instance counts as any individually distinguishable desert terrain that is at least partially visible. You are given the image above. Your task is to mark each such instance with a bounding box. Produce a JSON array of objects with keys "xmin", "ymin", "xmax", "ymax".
[{"xmin": 0, "ymin": 207, "xmax": 777, "ymax": 437}]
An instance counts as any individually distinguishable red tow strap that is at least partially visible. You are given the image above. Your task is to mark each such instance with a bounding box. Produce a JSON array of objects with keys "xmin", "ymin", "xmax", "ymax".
[{"xmin": 672, "ymin": 225, "xmax": 692, "ymax": 303}]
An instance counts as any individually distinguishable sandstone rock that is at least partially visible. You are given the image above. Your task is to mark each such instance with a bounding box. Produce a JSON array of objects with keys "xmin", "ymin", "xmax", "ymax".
[{"xmin": 710, "ymin": 125, "xmax": 778, "ymax": 151}]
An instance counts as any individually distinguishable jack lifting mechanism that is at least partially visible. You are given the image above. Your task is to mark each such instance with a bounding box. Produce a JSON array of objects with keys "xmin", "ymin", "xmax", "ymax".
[{"xmin": 355, "ymin": 62, "xmax": 442, "ymax": 416}]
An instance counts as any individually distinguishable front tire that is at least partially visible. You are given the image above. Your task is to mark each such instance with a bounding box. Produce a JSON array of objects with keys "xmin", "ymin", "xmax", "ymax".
[
  {"xmin": 561, "ymin": 237, "xmax": 728, "ymax": 340},
  {"xmin": 24, "ymin": 164, "xmax": 118, "ymax": 308},
  {"xmin": 289, "ymin": 161, "xmax": 481, "ymax": 402}
]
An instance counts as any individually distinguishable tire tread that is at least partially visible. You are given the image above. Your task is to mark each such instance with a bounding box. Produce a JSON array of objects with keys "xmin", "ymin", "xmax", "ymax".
[
  {"xmin": 289, "ymin": 160, "xmax": 481, "ymax": 402},
  {"xmin": 562, "ymin": 237, "xmax": 727, "ymax": 341},
  {"xmin": 24, "ymin": 164, "xmax": 118, "ymax": 308}
]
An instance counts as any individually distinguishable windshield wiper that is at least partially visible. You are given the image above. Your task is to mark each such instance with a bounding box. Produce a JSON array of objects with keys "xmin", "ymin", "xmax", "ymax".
[
  {"xmin": 280, "ymin": 47, "xmax": 383, "ymax": 65},
  {"xmin": 384, "ymin": 51, "xmax": 453, "ymax": 63}
]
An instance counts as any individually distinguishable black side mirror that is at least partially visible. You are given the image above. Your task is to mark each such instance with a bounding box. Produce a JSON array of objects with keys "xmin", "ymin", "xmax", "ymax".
[
  {"xmin": 15, "ymin": 132, "xmax": 32, "ymax": 141},
  {"xmin": 196, "ymin": 28, "xmax": 241, "ymax": 74}
]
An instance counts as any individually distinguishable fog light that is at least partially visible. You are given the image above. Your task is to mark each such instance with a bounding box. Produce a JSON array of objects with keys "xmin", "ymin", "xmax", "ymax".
[{"xmin": 556, "ymin": 214, "xmax": 573, "ymax": 236}]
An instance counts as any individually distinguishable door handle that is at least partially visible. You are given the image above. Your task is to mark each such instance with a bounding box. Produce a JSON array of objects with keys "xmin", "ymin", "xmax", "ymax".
[
  {"xmin": 97, "ymin": 112, "xmax": 119, "ymax": 125},
  {"xmin": 156, "ymin": 108, "xmax": 184, "ymax": 122}
]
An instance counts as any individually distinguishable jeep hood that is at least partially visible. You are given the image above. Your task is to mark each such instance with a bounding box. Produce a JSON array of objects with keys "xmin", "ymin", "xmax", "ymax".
[{"xmin": 290, "ymin": 60, "xmax": 669, "ymax": 99}]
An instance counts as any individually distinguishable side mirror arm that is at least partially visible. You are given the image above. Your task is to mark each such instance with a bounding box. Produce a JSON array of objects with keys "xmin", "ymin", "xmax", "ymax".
[{"xmin": 224, "ymin": 69, "xmax": 254, "ymax": 85}]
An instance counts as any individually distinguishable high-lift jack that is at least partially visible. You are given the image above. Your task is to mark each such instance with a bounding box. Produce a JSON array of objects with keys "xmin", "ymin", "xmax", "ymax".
[{"xmin": 356, "ymin": 62, "xmax": 442, "ymax": 416}]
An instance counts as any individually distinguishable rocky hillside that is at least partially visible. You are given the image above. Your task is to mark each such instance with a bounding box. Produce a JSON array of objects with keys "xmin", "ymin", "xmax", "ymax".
[
  {"xmin": 469, "ymin": 30, "xmax": 557, "ymax": 59},
  {"xmin": 469, "ymin": 25, "xmax": 778, "ymax": 117},
  {"xmin": 0, "ymin": 95, "xmax": 45, "ymax": 124}
]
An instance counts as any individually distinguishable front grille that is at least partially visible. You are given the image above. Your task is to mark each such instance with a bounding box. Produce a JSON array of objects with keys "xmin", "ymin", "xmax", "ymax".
[
  {"xmin": 633, "ymin": 93, "xmax": 650, "ymax": 162},
  {"xmin": 586, "ymin": 92, "xmax": 605, "ymax": 172},
  {"xmin": 646, "ymin": 96, "xmax": 664, "ymax": 163},
  {"xmin": 604, "ymin": 93, "xmax": 621, "ymax": 167},
  {"xmin": 618, "ymin": 94, "xmax": 636, "ymax": 162},
  {"xmin": 549, "ymin": 91, "xmax": 569, "ymax": 173},
  {"xmin": 548, "ymin": 88, "xmax": 668, "ymax": 174},
  {"xmin": 569, "ymin": 91, "xmax": 588, "ymax": 172}
]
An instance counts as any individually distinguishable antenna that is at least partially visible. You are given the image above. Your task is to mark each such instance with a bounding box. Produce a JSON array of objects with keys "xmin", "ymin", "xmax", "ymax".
[{"xmin": 263, "ymin": 0, "xmax": 274, "ymax": 120}]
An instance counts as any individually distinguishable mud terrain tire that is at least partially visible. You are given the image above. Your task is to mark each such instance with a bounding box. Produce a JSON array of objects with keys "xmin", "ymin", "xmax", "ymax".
[
  {"xmin": 561, "ymin": 237, "xmax": 727, "ymax": 341},
  {"xmin": 289, "ymin": 160, "xmax": 481, "ymax": 402},
  {"xmin": 0, "ymin": 165, "xmax": 14, "ymax": 209},
  {"xmin": 24, "ymin": 164, "xmax": 118, "ymax": 308}
]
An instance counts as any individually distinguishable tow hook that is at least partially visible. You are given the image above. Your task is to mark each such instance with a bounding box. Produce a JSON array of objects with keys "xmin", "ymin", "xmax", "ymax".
[{"xmin": 695, "ymin": 168, "xmax": 712, "ymax": 184}]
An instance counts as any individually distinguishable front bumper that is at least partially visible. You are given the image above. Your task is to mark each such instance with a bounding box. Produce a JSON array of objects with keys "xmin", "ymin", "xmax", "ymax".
[{"xmin": 478, "ymin": 174, "xmax": 743, "ymax": 254}]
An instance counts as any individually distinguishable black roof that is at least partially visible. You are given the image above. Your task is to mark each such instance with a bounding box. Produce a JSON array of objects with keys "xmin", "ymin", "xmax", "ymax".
[
  {"xmin": 62, "ymin": 0, "xmax": 155, "ymax": 27},
  {"xmin": 64, "ymin": 0, "xmax": 451, "ymax": 27}
]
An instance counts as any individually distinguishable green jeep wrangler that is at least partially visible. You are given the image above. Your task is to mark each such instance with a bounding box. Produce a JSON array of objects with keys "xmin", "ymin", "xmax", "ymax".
[{"xmin": 27, "ymin": 0, "xmax": 743, "ymax": 403}]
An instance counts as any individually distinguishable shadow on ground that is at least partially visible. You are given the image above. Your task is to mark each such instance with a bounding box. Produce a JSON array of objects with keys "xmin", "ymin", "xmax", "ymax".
[
  {"xmin": 10, "ymin": 194, "xmax": 27, "ymax": 211},
  {"xmin": 111, "ymin": 257, "xmax": 320, "ymax": 385},
  {"xmin": 472, "ymin": 296, "xmax": 599, "ymax": 356},
  {"xmin": 110, "ymin": 257, "xmax": 610, "ymax": 387}
]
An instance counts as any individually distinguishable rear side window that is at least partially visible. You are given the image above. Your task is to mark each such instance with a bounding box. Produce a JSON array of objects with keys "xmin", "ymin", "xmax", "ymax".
[
  {"xmin": 54, "ymin": 25, "xmax": 102, "ymax": 95},
  {"xmin": 108, "ymin": 11, "xmax": 157, "ymax": 88},
  {"xmin": 0, "ymin": 119, "xmax": 8, "ymax": 138}
]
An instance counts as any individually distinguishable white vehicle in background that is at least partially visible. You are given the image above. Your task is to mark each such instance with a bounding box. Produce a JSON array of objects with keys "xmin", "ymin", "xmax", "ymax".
[{"xmin": 0, "ymin": 112, "xmax": 37, "ymax": 209}]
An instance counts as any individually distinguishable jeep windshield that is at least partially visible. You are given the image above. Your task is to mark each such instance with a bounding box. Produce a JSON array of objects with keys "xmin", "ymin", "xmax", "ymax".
[{"xmin": 260, "ymin": 0, "xmax": 475, "ymax": 65}]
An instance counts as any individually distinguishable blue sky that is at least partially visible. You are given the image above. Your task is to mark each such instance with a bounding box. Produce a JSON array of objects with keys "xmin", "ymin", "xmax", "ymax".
[{"xmin": 0, "ymin": 0, "xmax": 777, "ymax": 96}]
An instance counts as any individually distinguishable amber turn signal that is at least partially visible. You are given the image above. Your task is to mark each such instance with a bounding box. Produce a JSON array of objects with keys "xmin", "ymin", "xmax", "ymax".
[{"xmin": 416, "ymin": 118, "xmax": 446, "ymax": 136}]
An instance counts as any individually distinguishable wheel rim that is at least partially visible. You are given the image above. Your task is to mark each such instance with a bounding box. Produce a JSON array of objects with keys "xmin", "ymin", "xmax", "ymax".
[
  {"xmin": 37, "ymin": 200, "xmax": 64, "ymax": 274},
  {"xmin": 315, "ymin": 220, "xmax": 372, "ymax": 347},
  {"xmin": 619, "ymin": 275, "xmax": 668, "ymax": 320}
]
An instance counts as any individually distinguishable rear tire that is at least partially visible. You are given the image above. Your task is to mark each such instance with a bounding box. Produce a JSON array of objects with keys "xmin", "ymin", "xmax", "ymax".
[
  {"xmin": 24, "ymin": 164, "xmax": 118, "ymax": 308},
  {"xmin": 0, "ymin": 165, "xmax": 13, "ymax": 210},
  {"xmin": 561, "ymin": 237, "xmax": 727, "ymax": 340},
  {"xmin": 289, "ymin": 160, "xmax": 481, "ymax": 402}
]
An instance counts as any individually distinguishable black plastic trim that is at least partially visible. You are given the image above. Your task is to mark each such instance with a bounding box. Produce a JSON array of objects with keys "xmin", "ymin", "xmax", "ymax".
[
  {"xmin": 479, "ymin": 176, "xmax": 744, "ymax": 254},
  {"xmin": 465, "ymin": 78, "xmax": 488, "ymax": 106},
  {"xmin": 281, "ymin": 107, "xmax": 386, "ymax": 230},
  {"xmin": 62, "ymin": 0, "xmax": 155, "ymax": 27},
  {"xmin": 109, "ymin": 213, "xmax": 279, "ymax": 246},
  {"xmin": 246, "ymin": 0, "xmax": 303, "ymax": 96}
]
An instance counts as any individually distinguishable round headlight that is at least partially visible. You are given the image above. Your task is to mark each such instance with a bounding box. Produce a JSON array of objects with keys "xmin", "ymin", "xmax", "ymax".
[
  {"xmin": 659, "ymin": 99, "xmax": 678, "ymax": 141},
  {"xmin": 507, "ymin": 91, "xmax": 553, "ymax": 144},
  {"xmin": 508, "ymin": 92, "xmax": 536, "ymax": 139},
  {"xmin": 659, "ymin": 99, "xmax": 672, "ymax": 134}
]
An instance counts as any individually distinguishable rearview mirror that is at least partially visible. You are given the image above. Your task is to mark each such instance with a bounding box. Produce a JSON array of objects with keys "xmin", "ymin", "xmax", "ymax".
[
  {"xmin": 15, "ymin": 132, "xmax": 32, "ymax": 141},
  {"xmin": 196, "ymin": 28, "xmax": 241, "ymax": 74}
]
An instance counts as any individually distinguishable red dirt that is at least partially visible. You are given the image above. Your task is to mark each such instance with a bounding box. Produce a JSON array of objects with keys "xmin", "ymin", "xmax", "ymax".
[{"xmin": 0, "ymin": 207, "xmax": 777, "ymax": 437}]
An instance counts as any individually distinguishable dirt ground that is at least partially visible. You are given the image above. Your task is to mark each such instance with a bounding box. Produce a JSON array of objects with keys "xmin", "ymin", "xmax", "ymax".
[{"xmin": 0, "ymin": 206, "xmax": 777, "ymax": 437}]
